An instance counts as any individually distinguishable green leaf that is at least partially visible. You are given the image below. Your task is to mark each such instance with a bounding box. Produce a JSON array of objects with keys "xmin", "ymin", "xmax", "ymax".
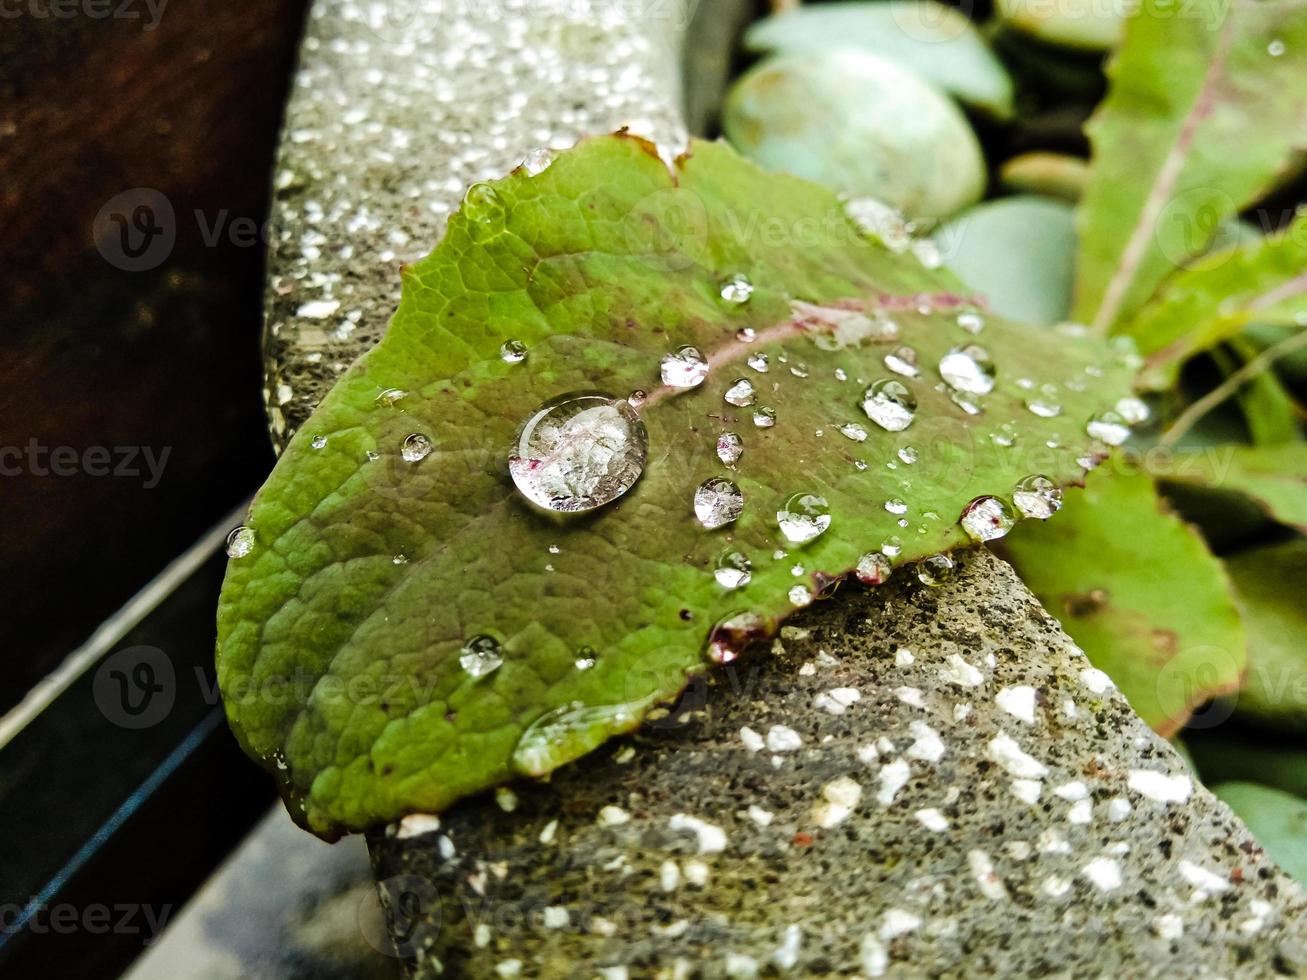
[
  {"xmin": 1125, "ymin": 215, "xmax": 1307, "ymax": 390},
  {"xmin": 996, "ymin": 0, "xmax": 1127, "ymax": 51},
  {"xmin": 217, "ymin": 135, "xmax": 1135, "ymax": 838},
  {"xmin": 1160, "ymin": 443, "xmax": 1307, "ymax": 531},
  {"xmin": 1073, "ymin": 0, "xmax": 1307, "ymax": 333},
  {"xmin": 1224, "ymin": 339, "xmax": 1304, "ymax": 446},
  {"xmin": 1211, "ymin": 782, "xmax": 1307, "ymax": 884},
  {"xmin": 935, "ymin": 196, "xmax": 1077, "ymax": 327},
  {"xmin": 1223, "ymin": 539, "xmax": 1307, "ymax": 732},
  {"xmin": 743, "ymin": 1, "xmax": 1016, "ymax": 119},
  {"xmin": 1002, "ymin": 468, "xmax": 1246, "ymax": 735}
]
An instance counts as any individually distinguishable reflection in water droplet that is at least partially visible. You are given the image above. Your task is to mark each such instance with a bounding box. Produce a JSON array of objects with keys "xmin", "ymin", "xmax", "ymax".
[
  {"xmin": 392, "ymin": 554, "xmax": 408, "ymax": 565},
  {"xmin": 401, "ymin": 433, "xmax": 433, "ymax": 462},
  {"xmin": 521, "ymin": 146, "xmax": 554, "ymax": 175},
  {"xmin": 778, "ymin": 493, "xmax": 831, "ymax": 544},
  {"xmin": 736, "ymin": 327, "xmax": 757, "ymax": 343},
  {"xmin": 500, "ymin": 340, "xmax": 528, "ymax": 363},
  {"xmin": 724, "ymin": 378, "xmax": 756, "ymax": 407},
  {"xmin": 720, "ymin": 273, "xmax": 754, "ymax": 305},
  {"xmin": 856, "ymin": 551, "xmax": 892, "ymax": 585},
  {"xmin": 746, "ymin": 352, "xmax": 769, "ymax": 373},
  {"xmin": 939, "ymin": 345, "xmax": 996, "ymax": 395},
  {"xmin": 788, "ymin": 584, "xmax": 813, "ymax": 607},
  {"xmin": 1086, "ymin": 411, "xmax": 1131, "ymax": 446},
  {"xmin": 884, "ymin": 497, "xmax": 908, "ymax": 515},
  {"xmin": 884, "ymin": 346, "xmax": 920, "ymax": 378},
  {"xmin": 508, "ymin": 392, "xmax": 647, "ymax": 512},
  {"xmin": 226, "ymin": 526, "xmax": 255, "ymax": 559},
  {"xmin": 694, "ymin": 477, "xmax": 744, "ymax": 529},
  {"xmin": 716, "ymin": 431, "xmax": 743, "ymax": 467},
  {"xmin": 1013, "ymin": 475, "xmax": 1063, "ymax": 520},
  {"xmin": 959, "ymin": 496, "xmax": 1016, "ymax": 542},
  {"xmin": 311, "ymin": 435, "xmax": 327, "ymax": 449},
  {"xmin": 897, "ymin": 446, "xmax": 919, "ymax": 464},
  {"xmin": 753, "ymin": 407, "xmax": 777, "ymax": 428},
  {"xmin": 863, "ymin": 379, "xmax": 917, "ymax": 432},
  {"xmin": 916, "ymin": 554, "xmax": 955, "ymax": 587},
  {"xmin": 882, "ymin": 535, "xmax": 903, "ymax": 557},
  {"xmin": 661, "ymin": 346, "xmax": 709, "ymax": 389},
  {"xmin": 839, "ymin": 422, "xmax": 868, "ymax": 442},
  {"xmin": 715, "ymin": 550, "xmax": 753, "ymax": 589},
  {"xmin": 1114, "ymin": 396, "xmax": 1150, "ymax": 425},
  {"xmin": 459, "ymin": 635, "xmax": 504, "ymax": 678}
]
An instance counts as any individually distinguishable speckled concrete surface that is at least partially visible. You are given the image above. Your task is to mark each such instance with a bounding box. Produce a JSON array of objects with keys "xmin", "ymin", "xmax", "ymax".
[{"xmin": 369, "ymin": 550, "xmax": 1307, "ymax": 978}]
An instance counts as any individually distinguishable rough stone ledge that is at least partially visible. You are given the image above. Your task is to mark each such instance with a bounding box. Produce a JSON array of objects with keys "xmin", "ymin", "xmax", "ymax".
[{"xmin": 370, "ymin": 550, "xmax": 1307, "ymax": 978}]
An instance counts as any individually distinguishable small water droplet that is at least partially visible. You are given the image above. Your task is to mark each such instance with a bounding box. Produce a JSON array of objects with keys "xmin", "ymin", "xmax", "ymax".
[
  {"xmin": 883, "ymin": 346, "xmax": 920, "ymax": 378},
  {"xmin": 991, "ymin": 422, "xmax": 1018, "ymax": 447},
  {"xmin": 401, "ymin": 433, "xmax": 433, "ymax": 462},
  {"xmin": 628, "ymin": 389, "xmax": 648, "ymax": 408},
  {"xmin": 720, "ymin": 273, "xmax": 754, "ymax": 305},
  {"xmin": 501, "ymin": 339, "xmax": 528, "ymax": 363},
  {"xmin": 724, "ymin": 378, "xmax": 756, "ymax": 407},
  {"xmin": 715, "ymin": 550, "xmax": 753, "ymax": 589},
  {"xmin": 376, "ymin": 388, "xmax": 407, "ymax": 406},
  {"xmin": 911, "ymin": 238, "xmax": 942, "ymax": 269},
  {"xmin": 310, "ymin": 435, "xmax": 327, "ymax": 449},
  {"xmin": 778, "ymin": 492, "xmax": 831, "ymax": 544},
  {"xmin": 839, "ymin": 422, "xmax": 868, "ymax": 442},
  {"xmin": 853, "ymin": 458, "xmax": 868, "ymax": 471},
  {"xmin": 959, "ymin": 496, "xmax": 1016, "ymax": 542},
  {"xmin": 1114, "ymin": 396, "xmax": 1150, "ymax": 425},
  {"xmin": 790, "ymin": 362, "xmax": 809, "ymax": 379},
  {"xmin": 1026, "ymin": 397, "xmax": 1062, "ymax": 418},
  {"xmin": 753, "ymin": 407, "xmax": 776, "ymax": 428},
  {"xmin": 1013, "ymin": 475, "xmax": 1063, "ymax": 520},
  {"xmin": 661, "ymin": 346, "xmax": 709, "ymax": 389},
  {"xmin": 855, "ymin": 551, "xmax": 892, "ymax": 585},
  {"xmin": 521, "ymin": 146, "xmax": 554, "ymax": 175},
  {"xmin": 884, "ymin": 497, "xmax": 908, "ymax": 515},
  {"xmin": 1086, "ymin": 410, "xmax": 1131, "ymax": 446},
  {"xmin": 882, "ymin": 535, "xmax": 903, "ymax": 557},
  {"xmin": 508, "ymin": 392, "xmax": 646, "ymax": 512},
  {"xmin": 897, "ymin": 445, "xmax": 919, "ymax": 465},
  {"xmin": 746, "ymin": 352, "xmax": 769, "ymax": 373},
  {"xmin": 916, "ymin": 553, "xmax": 955, "ymax": 587},
  {"xmin": 1269, "ymin": 38, "xmax": 1286, "ymax": 56},
  {"xmin": 694, "ymin": 477, "xmax": 744, "ymax": 529},
  {"xmin": 949, "ymin": 389, "xmax": 983, "ymax": 415},
  {"xmin": 835, "ymin": 367, "xmax": 848, "ymax": 382},
  {"xmin": 736, "ymin": 327, "xmax": 757, "ymax": 343},
  {"xmin": 459, "ymin": 635, "xmax": 504, "ymax": 678},
  {"xmin": 716, "ymin": 431, "xmax": 743, "ymax": 466},
  {"xmin": 862, "ymin": 379, "xmax": 917, "ymax": 431},
  {"xmin": 464, "ymin": 183, "xmax": 505, "ymax": 240},
  {"xmin": 788, "ymin": 584, "xmax": 813, "ymax": 607},
  {"xmin": 365, "ymin": 450, "xmax": 381, "ymax": 462},
  {"xmin": 392, "ymin": 554, "xmax": 408, "ymax": 565},
  {"xmin": 956, "ymin": 311, "xmax": 985, "ymax": 334},
  {"xmin": 226, "ymin": 526, "xmax": 255, "ymax": 558},
  {"xmin": 939, "ymin": 345, "xmax": 995, "ymax": 395},
  {"xmin": 574, "ymin": 647, "xmax": 597, "ymax": 670}
]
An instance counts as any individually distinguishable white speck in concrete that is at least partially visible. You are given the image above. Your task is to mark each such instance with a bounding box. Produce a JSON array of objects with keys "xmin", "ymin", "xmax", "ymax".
[
  {"xmin": 495, "ymin": 959, "xmax": 522, "ymax": 978},
  {"xmin": 1082, "ymin": 857, "xmax": 1122, "ymax": 891},
  {"xmin": 296, "ymin": 299, "xmax": 340, "ymax": 319},
  {"xmin": 859, "ymin": 934, "xmax": 888, "ymax": 976},
  {"xmin": 1067, "ymin": 799, "xmax": 1093, "ymax": 825},
  {"xmin": 894, "ymin": 686, "xmax": 925, "ymax": 708},
  {"xmin": 1107, "ymin": 796, "xmax": 1132, "ymax": 821},
  {"xmin": 669, "ymin": 814, "xmax": 728, "ymax": 854},
  {"xmin": 539, "ymin": 820, "xmax": 559, "ymax": 845},
  {"xmin": 747, "ymin": 805, "xmax": 775, "ymax": 827},
  {"xmin": 542, "ymin": 906, "xmax": 570, "ymax": 928},
  {"xmin": 660, "ymin": 859, "xmax": 680, "ymax": 892},
  {"xmin": 1153, "ymin": 913, "xmax": 1184, "ymax": 940},
  {"xmin": 597, "ymin": 805, "xmax": 630, "ymax": 827},
  {"xmin": 495, "ymin": 787, "xmax": 518, "ymax": 812},
  {"xmin": 1006, "ymin": 841, "xmax": 1032, "ymax": 860},
  {"xmin": 474, "ymin": 923, "xmax": 491, "ymax": 947},
  {"xmin": 739, "ymin": 726, "xmax": 765, "ymax": 752},
  {"xmin": 1128, "ymin": 769, "xmax": 1192, "ymax": 804},
  {"xmin": 1038, "ymin": 829, "xmax": 1071, "ymax": 854},
  {"xmin": 895, "ymin": 647, "xmax": 915, "ymax": 666},
  {"xmin": 684, "ymin": 859, "xmax": 710, "ymax": 887},
  {"xmin": 766, "ymin": 725, "xmax": 803, "ymax": 753},
  {"xmin": 724, "ymin": 953, "xmax": 759, "ymax": 978},
  {"xmin": 396, "ymin": 813, "xmax": 441, "ymax": 839},
  {"xmin": 1053, "ymin": 780, "xmax": 1088, "ymax": 801},
  {"xmin": 880, "ymin": 908, "xmax": 921, "ymax": 939},
  {"xmin": 1241, "ymin": 899, "xmax": 1273, "ymax": 934},
  {"xmin": 906, "ymin": 721, "xmax": 945, "ymax": 762},
  {"xmin": 877, "ymin": 759, "xmax": 911, "ymax": 805},
  {"xmin": 988, "ymin": 731, "xmax": 1049, "ymax": 779},
  {"xmin": 1061, "ymin": 698, "xmax": 1079, "ymax": 719},
  {"xmin": 437, "ymin": 835, "xmax": 456, "ymax": 860},
  {"xmin": 915, "ymin": 807, "xmax": 949, "ymax": 831},
  {"xmin": 815, "ymin": 687, "xmax": 861, "ymax": 715},
  {"xmin": 798, "ymin": 662, "xmax": 816, "ymax": 677},
  {"xmin": 813, "ymin": 776, "xmax": 863, "ymax": 828},
  {"xmin": 856, "ymin": 743, "xmax": 880, "ymax": 765},
  {"xmin": 1011, "ymin": 779, "xmax": 1042, "ymax": 804},
  {"xmin": 941, "ymin": 654, "xmax": 984, "ymax": 687},
  {"xmin": 772, "ymin": 924, "xmax": 802, "ymax": 970},
  {"xmin": 1178, "ymin": 859, "xmax": 1230, "ymax": 894},
  {"xmin": 598, "ymin": 967, "xmax": 629, "ymax": 980},
  {"xmin": 996, "ymin": 685, "xmax": 1037, "ymax": 724},
  {"xmin": 1042, "ymin": 875, "xmax": 1072, "ymax": 898},
  {"xmin": 876, "ymin": 736, "xmax": 896, "ymax": 755},
  {"xmin": 968, "ymin": 849, "xmax": 1008, "ymax": 900},
  {"xmin": 1080, "ymin": 667, "xmax": 1114, "ymax": 694}
]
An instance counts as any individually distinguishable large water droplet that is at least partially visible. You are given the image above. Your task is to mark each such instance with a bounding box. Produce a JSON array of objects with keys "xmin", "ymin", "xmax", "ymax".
[
  {"xmin": 916, "ymin": 553, "xmax": 955, "ymax": 587},
  {"xmin": 884, "ymin": 346, "xmax": 920, "ymax": 378},
  {"xmin": 724, "ymin": 378, "xmax": 757, "ymax": 407},
  {"xmin": 862, "ymin": 379, "xmax": 917, "ymax": 432},
  {"xmin": 401, "ymin": 433, "xmax": 433, "ymax": 462},
  {"xmin": 661, "ymin": 346, "xmax": 709, "ymax": 388},
  {"xmin": 500, "ymin": 339, "xmax": 528, "ymax": 363},
  {"xmin": 855, "ymin": 551, "xmax": 892, "ymax": 585},
  {"xmin": 1012, "ymin": 475, "xmax": 1063, "ymax": 520},
  {"xmin": 959, "ymin": 496, "xmax": 1016, "ymax": 542},
  {"xmin": 226, "ymin": 526, "xmax": 255, "ymax": 559},
  {"xmin": 715, "ymin": 550, "xmax": 753, "ymax": 589},
  {"xmin": 694, "ymin": 477, "xmax": 744, "ymax": 529},
  {"xmin": 778, "ymin": 492, "xmax": 831, "ymax": 544},
  {"xmin": 753, "ymin": 407, "xmax": 777, "ymax": 428},
  {"xmin": 459, "ymin": 635, "xmax": 504, "ymax": 678},
  {"xmin": 1086, "ymin": 410, "xmax": 1130, "ymax": 446},
  {"xmin": 939, "ymin": 344, "xmax": 996, "ymax": 395},
  {"xmin": 720, "ymin": 273, "xmax": 754, "ymax": 305},
  {"xmin": 716, "ymin": 431, "xmax": 743, "ymax": 467},
  {"xmin": 464, "ymin": 182, "xmax": 505, "ymax": 241},
  {"xmin": 508, "ymin": 392, "xmax": 647, "ymax": 513}
]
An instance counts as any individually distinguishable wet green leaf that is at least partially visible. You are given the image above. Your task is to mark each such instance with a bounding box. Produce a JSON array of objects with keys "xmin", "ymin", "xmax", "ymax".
[
  {"xmin": 1003, "ymin": 468, "xmax": 1246, "ymax": 735},
  {"xmin": 936, "ymin": 196, "xmax": 1077, "ymax": 327},
  {"xmin": 1212, "ymin": 782, "xmax": 1307, "ymax": 884},
  {"xmin": 1223, "ymin": 539, "xmax": 1307, "ymax": 732},
  {"xmin": 743, "ymin": 2, "xmax": 1015, "ymax": 119},
  {"xmin": 723, "ymin": 50, "xmax": 986, "ymax": 218},
  {"xmin": 1126, "ymin": 215, "xmax": 1307, "ymax": 390},
  {"xmin": 1074, "ymin": 0, "xmax": 1307, "ymax": 333},
  {"xmin": 217, "ymin": 135, "xmax": 1134, "ymax": 837},
  {"xmin": 1160, "ymin": 443, "xmax": 1307, "ymax": 531}
]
